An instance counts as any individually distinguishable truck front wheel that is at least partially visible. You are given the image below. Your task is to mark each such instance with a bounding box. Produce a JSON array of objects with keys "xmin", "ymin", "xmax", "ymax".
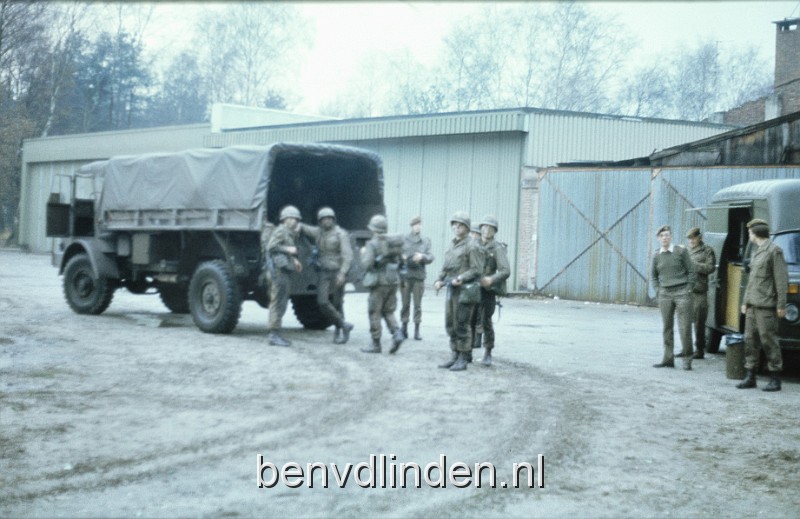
[
  {"xmin": 63, "ymin": 253, "xmax": 115, "ymax": 315},
  {"xmin": 188, "ymin": 260, "xmax": 242, "ymax": 333}
]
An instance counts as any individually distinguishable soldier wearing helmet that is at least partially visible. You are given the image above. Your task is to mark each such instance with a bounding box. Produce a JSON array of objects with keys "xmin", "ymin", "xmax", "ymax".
[
  {"xmin": 360, "ymin": 214, "xmax": 405, "ymax": 354},
  {"xmin": 263, "ymin": 205, "xmax": 304, "ymax": 347},
  {"xmin": 434, "ymin": 210, "xmax": 485, "ymax": 372},
  {"xmin": 400, "ymin": 216, "xmax": 435, "ymax": 341},
  {"xmin": 297, "ymin": 207, "xmax": 355, "ymax": 344},
  {"xmin": 475, "ymin": 215, "xmax": 510, "ymax": 367}
]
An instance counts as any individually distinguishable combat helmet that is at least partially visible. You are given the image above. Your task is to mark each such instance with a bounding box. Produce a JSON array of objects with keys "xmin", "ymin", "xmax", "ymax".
[
  {"xmin": 368, "ymin": 214, "xmax": 388, "ymax": 233},
  {"xmin": 480, "ymin": 215, "xmax": 499, "ymax": 232},
  {"xmin": 450, "ymin": 211, "xmax": 471, "ymax": 230},
  {"xmin": 317, "ymin": 207, "xmax": 336, "ymax": 222},
  {"xmin": 279, "ymin": 205, "xmax": 301, "ymax": 222}
]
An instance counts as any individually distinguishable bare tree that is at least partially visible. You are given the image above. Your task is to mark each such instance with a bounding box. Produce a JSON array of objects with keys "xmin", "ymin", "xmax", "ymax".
[
  {"xmin": 617, "ymin": 64, "xmax": 673, "ymax": 118},
  {"xmin": 195, "ymin": 3, "xmax": 308, "ymax": 108}
]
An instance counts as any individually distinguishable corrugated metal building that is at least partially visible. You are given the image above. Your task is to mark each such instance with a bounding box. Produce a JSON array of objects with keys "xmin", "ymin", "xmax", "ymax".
[
  {"xmin": 534, "ymin": 165, "xmax": 800, "ymax": 304},
  {"xmin": 19, "ymin": 106, "xmax": 732, "ymax": 289}
]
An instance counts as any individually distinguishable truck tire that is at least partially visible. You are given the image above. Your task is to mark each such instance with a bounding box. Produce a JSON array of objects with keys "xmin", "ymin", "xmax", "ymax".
[
  {"xmin": 159, "ymin": 285, "xmax": 190, "ymax": 314},
  {"xmin": 63, "ymin": 253, "xmax": 115, "ymax": 315},
  {"xmin": 291, "ymin": 295, "xmax": 335, "ymax": 330},
  {"xmin": 188, "ymin": 260, "xmax": 242, "ymax": 334}
]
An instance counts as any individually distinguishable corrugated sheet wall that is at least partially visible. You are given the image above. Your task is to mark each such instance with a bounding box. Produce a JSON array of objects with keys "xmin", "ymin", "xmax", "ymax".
[
  {"xmin": 337, "ymin": 133, "xmax": 525, "ymax": 288},
  {"xmin": 537, "ymin": 166, "xmax": 800, "ymax": 305},
  {"xmin": 526, "ymin": 113, "xmax": 731, "ymax": 167}
]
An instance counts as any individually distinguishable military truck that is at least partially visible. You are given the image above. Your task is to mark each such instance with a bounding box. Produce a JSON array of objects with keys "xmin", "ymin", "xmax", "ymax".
[
  {"xmin": 46, "ymin": 143, "xmax": 385, "ymax": 334},
  {"xmin": 705, "ymin": 179, "xmax": 800, "ymax": 353}
]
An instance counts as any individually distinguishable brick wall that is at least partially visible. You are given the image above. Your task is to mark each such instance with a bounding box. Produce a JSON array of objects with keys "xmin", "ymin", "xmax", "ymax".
[
  {"xmin": 723, "ymin": 98, "xmax": 767, "ymax": 126},
  {"xmin": 775, "ymin": 20, "xmax": 800, "ymax": 88},
  {"xmin": 516, "ymin": 168, "xmax": 539, "ymax": 290}
]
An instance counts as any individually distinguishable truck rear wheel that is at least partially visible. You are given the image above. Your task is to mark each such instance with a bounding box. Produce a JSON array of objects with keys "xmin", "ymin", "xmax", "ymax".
[
  {"xmin": 291, "ymin": 295, "xmax": 335, "ymax": 330},
  {"xmin": 159, "ymin": 285, "xmax": 190, "ymax": 314},
  {"xmin": 188, "ymin": 260, "xmax": 242, "ymax": 333},
  {"xmin": 63, "ymin": 253, "xmax": 115, "ymax": 315}
]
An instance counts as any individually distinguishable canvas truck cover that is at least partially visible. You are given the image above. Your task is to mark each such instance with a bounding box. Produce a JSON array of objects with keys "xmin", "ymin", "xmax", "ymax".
[{"xmin": 85, "ymin": 143, "xmax": 384, "ymax": 231}]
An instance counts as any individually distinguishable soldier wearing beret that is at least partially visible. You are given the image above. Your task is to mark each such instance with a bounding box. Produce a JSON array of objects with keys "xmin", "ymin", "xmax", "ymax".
[
  {"xmin": 736, "ymin": 219, "xmax": 789, "ymax": 392},
  {"xmin": 651, "ymin": 225, "xmax": 697, "ymax": 370},
  {"xmin": 400, "ymin": 216, "xmax": 434, "ymax": 341},
  {"xmin": 681, "ymin": 227, "xmax": 716, "ymax": 360}
]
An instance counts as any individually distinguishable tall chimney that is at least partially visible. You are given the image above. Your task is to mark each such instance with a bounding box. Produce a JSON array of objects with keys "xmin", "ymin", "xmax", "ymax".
[{"xmin": 774, "ymin": 18, "xmax": 800, "ymax": 88}]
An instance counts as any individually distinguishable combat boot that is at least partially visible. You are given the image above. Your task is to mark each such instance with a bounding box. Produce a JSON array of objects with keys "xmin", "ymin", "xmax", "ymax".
[
  {"xmin": 692, "ymin": 347, "xmax": 705, "ymax": 359},
  {"xmin": 449, "ymin": 351, "xmax": 469, "ymax": 372},
  {"xmin": 472, "ymin": 332, "xmax": 482, "ymax": 349},
  {"xmin": 465, "ymin": 350, "xmax": 472, "ymax": 363},
  {"xmin": 268, "ymin": 332, "xmax": 291, "ymax": 347},
  {"xmin": 762, "ymin": 373, "xmax": 781, "ymax": 392},
  {"xmin": 401, "ymin": 322, "xmax": 408, "ymax": 339},
  {"xmin": 438, "ymin": 350, "xmax": 458, "ymax": 369},
  {"xmin": 652, "ymin": 360, "xmax": 674, "ymax": 368},
  {"xmin": 414, "ymin": 323, "xmax": 422, "ymax": 340},
  {"xmin": 338, "ymin": 322, "xmax": 354, "ymax": 344},
  {"xmin": 361, "ymin": 339, "xmax": 381, "ymax": 354},
  {"xmin": 390, "ymin": 328, "xmax": 404, "ymax": 354},
  {"xmin": 675, "ymin": 351, "xmax": 686, "ymax": 358},
  {"xmin": 481, "ymin": 347, "xmax": 493, "ymax": 367},
  {"xmin": 333, "ymin": 327, "xmax": 342, "ymax": 344},
  {"xmin": 736, "ymin": 369, "xmax": 757, "ymax": 389}
]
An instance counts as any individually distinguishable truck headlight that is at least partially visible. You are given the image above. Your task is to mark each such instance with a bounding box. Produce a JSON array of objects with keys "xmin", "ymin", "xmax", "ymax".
[{"xmin": 786, "ymin": 304, "xmax": 800, "ymax": 324}]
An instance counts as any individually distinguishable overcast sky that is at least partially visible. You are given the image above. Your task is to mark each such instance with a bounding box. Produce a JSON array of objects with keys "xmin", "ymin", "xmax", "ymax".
[{"xmin": 144, "ymin": 1, "xmax": 800, "ymax": 114}]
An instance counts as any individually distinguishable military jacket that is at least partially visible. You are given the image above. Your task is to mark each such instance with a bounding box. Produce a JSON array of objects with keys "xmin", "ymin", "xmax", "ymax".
[
  {"xmin": 438, "ymin": 235, "xmax": 484, "ymax": 284},
  {"xmin": 267, "ymin": 224, "xmax": 299, "ymax": 271},
  {"xmin": 743, "ymin": 239, "xmax": 789, "ymax": 309},
  {"xmin": 402, "ymin": 232, "xmax": 434, "ymax": 280},
  {"xmin": 361, "ymin": 234, "xmax": 403, "ymax": 286},
  {"xmin": 300, "ymin": 224, "xmax": 353, "ymax": 275},
  {"xmin": 688, "ymin": 241, "xmax": 716, "ymax": 294},
  {"xmin": 481, "ymin": 238, "xmax": 511, "ymax": 285},
  {"xmin": 651, "ymin": 245, "xmax": 696, "ymax": 290}
]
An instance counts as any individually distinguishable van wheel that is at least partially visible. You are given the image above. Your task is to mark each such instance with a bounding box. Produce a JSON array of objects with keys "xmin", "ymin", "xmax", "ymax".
[
  {"xmin": 63, "ymin": 253, "xmax": 115, "ymax": 315},
  {"xmin": 159, "ymin": 285, "xmax": 190, "ymax": 314},
  {"xmin": 707, "ymin": 328, "xmax": 722, "ymax": 354},
  {"xmin": 291, "ymin": 295, "xmax": 335, "ymax": 330},
  {"xmin": 189, "ymin": 260, "xmax": 242, "ymax": 333}
]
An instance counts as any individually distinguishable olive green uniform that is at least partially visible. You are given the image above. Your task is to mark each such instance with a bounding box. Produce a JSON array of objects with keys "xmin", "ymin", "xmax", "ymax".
[
  {"xmin": 361, "ymin": 234, "xmax": 403, "ymax": 341},
  {"xmin": 400, "ymin": 232, "xmax": 434, "ymax": 326},
  {"xmin": 300, "ymin": 223, "xmax": 353, "ymax": 329},
  {"xmin": 266, "ymin": 224, "xmax": 299, "ymax": 332},
  {"xmin": 651, "ymin": 245, "xmax": 697, "ymax": 367},
  {"xmin": 688, "ymin": 241, "xmax": 716, "ymax": 352},
  {"xmin": 743, "ymin": 239, "xmax": 789, "ymax": 372},
  {"xmin": 438, "ymin": 236, "xmax": 484, "ymax": 353},
  {"xmin": 477, "ymin": 238, "xmax": 510, "ymax": 351}
]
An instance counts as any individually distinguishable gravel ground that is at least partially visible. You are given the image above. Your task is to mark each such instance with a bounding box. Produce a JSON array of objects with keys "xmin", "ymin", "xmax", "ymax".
[{"xmin": 1, "ymin": 249, "xmax": 799, "ymax": 518}]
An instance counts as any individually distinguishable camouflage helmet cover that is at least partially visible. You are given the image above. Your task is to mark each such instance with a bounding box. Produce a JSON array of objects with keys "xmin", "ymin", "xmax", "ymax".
[
  {"xmin": 317, "ymin": 207, "xmax": 336, "ymax": 222},
  {"xmin": 279, "ymin": 205, "xmax": 301, "ymax": 222},
  {"xmin": 450, "ymin": 210, "xmax": 471, "ymax": 230},
  {"xmin": 480, "ymin": 215, "xmax": 499, "ymax": 231},
  {"xmin": 368, "ymin": 214, "xmax": 388, "ymax": 233}
]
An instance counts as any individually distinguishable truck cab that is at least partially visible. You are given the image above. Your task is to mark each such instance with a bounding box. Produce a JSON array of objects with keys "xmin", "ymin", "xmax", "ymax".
[{"xmin": 705, "ymin": 179, "xmax": 800, "ymax": 352}]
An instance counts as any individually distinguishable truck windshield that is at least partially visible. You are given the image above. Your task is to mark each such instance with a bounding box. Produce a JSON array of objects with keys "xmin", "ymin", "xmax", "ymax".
[{"xmin": 773, "ymin": 232, "xmax": 800, "ymax": 265}]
